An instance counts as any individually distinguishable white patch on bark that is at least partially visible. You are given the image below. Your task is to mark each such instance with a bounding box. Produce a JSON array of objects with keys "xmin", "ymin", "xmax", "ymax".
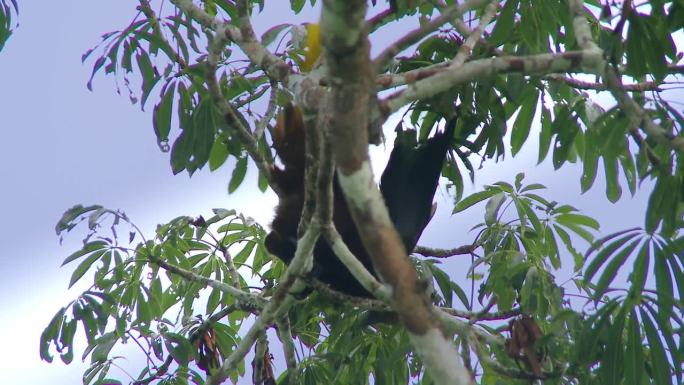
[
  {"xmin": 337, "ymin": 160, "xmax": 392, "ymax": 225},
  {"xmin": 410, "ymin": 329, "xmax": 472, "ymax": 385}
]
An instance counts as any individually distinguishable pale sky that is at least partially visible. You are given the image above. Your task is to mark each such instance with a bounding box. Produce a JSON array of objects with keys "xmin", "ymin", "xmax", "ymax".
[{"xmin": 0, "ymin": 2, "xmax": 654, "ymax": 384}]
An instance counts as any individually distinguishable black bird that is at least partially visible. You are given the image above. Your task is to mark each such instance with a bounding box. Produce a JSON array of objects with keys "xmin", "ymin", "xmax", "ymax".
[{"xmin": 265, "ymin": 105, "xmax": 455, "ymax": 297}]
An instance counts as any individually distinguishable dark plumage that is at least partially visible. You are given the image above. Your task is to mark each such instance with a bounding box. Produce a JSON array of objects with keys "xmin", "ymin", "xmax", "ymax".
[{"xmin": 265, "ymin": 105, "xmax": 455, "ymax": 297}]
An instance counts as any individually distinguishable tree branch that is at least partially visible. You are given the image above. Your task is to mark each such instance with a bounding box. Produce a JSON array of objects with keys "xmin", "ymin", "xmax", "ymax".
[
  {"xmin": 322, "ymin": 1, "xmax": 473, "ymax": 384},
  {"xmin": 275, "ymin": 317, "xmax": 299, "ymax": 384},
  {"xmin": 384, "ymin": 49, "xmax": 604, "ymax": 114},
  {"xmin": 137, "ymin": 0, "xmax": 188, "ymax": 69},
  {"xmin": 568, "ymin": 0, "xmax": 684, "ymax": 152},
  {"xmin": 171, "ymin": 0, "xmax": 291, "ymax": 82},
  {"xmin": 373, "ymin": 0, "xmax": 490, "ymax": 70},
  {"xmin": 147, "ymin": 252, "xmax": 262, "ymax": 308},
  {"xmin": 207, "ymin": 225, "xmax": 319, "ymax": 385},
  {"xmin": 544, "ymin": 74, "xmax": 659, "ymax": 92},
  {"xmin": 414, "ymin": 244, "xmax": 479, "ymax": 258},
  {"xmin": 448, "ymin": 1, "xmax": 497, "ymax": 69}
]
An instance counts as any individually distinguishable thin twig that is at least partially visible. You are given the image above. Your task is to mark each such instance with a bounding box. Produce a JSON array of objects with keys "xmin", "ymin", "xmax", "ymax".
[{"xmin": 373, "ymin": 0, "xmax": 489, "ymax": 69}]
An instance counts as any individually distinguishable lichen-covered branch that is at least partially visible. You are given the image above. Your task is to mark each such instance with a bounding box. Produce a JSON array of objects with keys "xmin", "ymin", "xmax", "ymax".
[
  {"xmin": 384, "ymin": 49, "xmax": 604, "ymax": 114},
  {"xmin": 275, "ymin": 317, "xmax": 299, "ymax": 384},
  {"xmin": 322, "ymin": 226, "xmax": 391, "ymax": 300},
  {"xmin": 321, "ymin": 1, "xmax": 473, "ymax": 384},
  {"xmin": 544, "ymin": 74, "xmax": 659, "ymax": 92}
]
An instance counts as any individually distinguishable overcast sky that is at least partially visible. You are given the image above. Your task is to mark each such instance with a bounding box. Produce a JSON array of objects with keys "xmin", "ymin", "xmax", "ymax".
[{"xmin": 0, "ymin": 2, "xmax": 655, "ymax": 384}]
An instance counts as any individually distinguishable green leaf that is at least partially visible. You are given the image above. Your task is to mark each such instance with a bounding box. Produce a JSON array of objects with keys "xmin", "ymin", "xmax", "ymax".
[
  {"xmin": 40, "ymin": 307, "xmax": 67, "ymax": 362},
  {"xmin": 484, "ymin": 193, "xmax": 506, "ymax": 225},
  {"xmin": 557, "ymin": 213, "xmax": 600, "ymax": 230},
  {"xmin": 603, "ymin": 155, "xmax": 622, "ymax": 203},
  {"xmin": 581, "ymin": 131, "xmax": 600, "ymax": 192},
  {"xmin": 584, "ymin": 232, "xmax": 640, "ymax": 283},
  {"xmin": 171, "ymin": 131, "xmax": 191, "ymax": 175},
  {"xmin": 653, "ymin": 242, "xmax": 674, "ymax": 316},
  {"xmin": 93, "ymin": 379, "xmax": 122, "ymax": 385},
  {"xmin": 190, "ymin": 99, "xmax": 217, "ymax": 172},
  {"xmin": 618, "ymin": 153, "xmax": 637, "ymax": 196},
  {"xmin": 59, "ymin": 319, "xmax": 77, "ymax": 364},
  {"xmin": 625, "ymin": 15, "xmax": 648, "ymax": 77},
  {"xmin": 594, "ymin": 238, "xmax": 640, "ymax": 300},
  {"xmin": 640, "ymin": 309, "xmax": 673, "ymax": 385},
  {"xmin": 628, "ymin": 241, "xmax": 650, "ymax": 301},
  {"xmin": 645, "ymin": 177, "xmax": 673, "ymax": 233},
  {"xmin": 453, "ymin": 188, "xmax": 500, "ymax": 214},
  {"xmin": 56, "ymin": 204, "xmax": 104, "ymax": 235},
  {"xmin": 69, "ymin": 250, "xmax": 107, "ymax": 288},
  {"xmin": 153, "ymin": 81, "xmax": 176, "ymax": 145},
  {"xmin": 258, "ymin": 169, "xmax": 269, "ymax": 192},
  {"xmin": 228, "ymin": 156, "xmax": 248, "ymax": 193},
  {"xmin": 553, "ymin": 225, "xmax": 581, "ymax": 270},
  {"xmin": 520, "ymin": 183, "xmax": 546, "ymax": 193},
  {"xmin": 87, "ymin": 56, "xmax": 107, "ymax": 91},
  {"xmin": 586, "ymin": 227, "xmax": 641, "ymax": 257},
  {"xmin": 290, "ymin": 0, "xmax": 305, "ymax": 13},
  {"xmin": 511, "ymin": 88, "xmax": 539, "ymax": 156},
  {"xmin": 624, "ymin": 311, "xmax": 644, "ymax": 385},
  {"xmin": 262, "ymin": 23, "xmax": 291, "ymax": 46},
  {"xmin": 489, "ymin": 0, "xmax": 519, "ymax": 46},
  {"xmin": 136, "ymin": 51, "xmax": 160, "ymax": 109},
  {"xmin": 90, "ymin": 332, "xmax": 118, "ymax": 363},
  {"xmin": 555, "ymin": 216, "xmax": 595, "ymax": 244},
  {"xmin": 62, "ymin": 241, "xmax": 108, "ymax": 266},
  {"xmin": 551, "ymin": 109, "xmax": 580, "ymax": 169},
  {"xmin": 206, "ymin": 287, "xmax": 221, "ymax": 314},
  {"xmin": 601, "ymin": 305, "xmax": 627, "ymax": 385},
  {"xmin": 164, "ymin": 333, "xmax": 194, "ymax": 366},
  {"xmin": 209, "ymin": 138, "xmax": 229, "ymax": 171},
  {"xmin": 538, "ymin": 105, "xmax": 553, "ymax": 164}
]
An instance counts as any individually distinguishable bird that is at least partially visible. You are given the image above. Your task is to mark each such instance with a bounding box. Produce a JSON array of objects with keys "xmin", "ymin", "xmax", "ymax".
[{"xmin": 265, "ymin": 104, "xmax": 455, "ymax": 297}]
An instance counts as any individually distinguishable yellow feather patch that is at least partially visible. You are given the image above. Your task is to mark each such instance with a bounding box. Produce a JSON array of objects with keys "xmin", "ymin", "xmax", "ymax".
[{"xmin": 302, "ymin": 23, "xmax": 321, "ymax": 72}]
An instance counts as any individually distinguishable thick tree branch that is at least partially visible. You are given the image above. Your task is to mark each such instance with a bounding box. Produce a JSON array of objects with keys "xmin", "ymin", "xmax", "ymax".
[
  {"xmin": 366, "ymin": 8, "xmax": 394, "ymax": 32},
  {"xmin": 544, "ymin": 74, "xmax": 659, "ymax": 92},
  {"xmin": 322, "ymin": 226, "xmax": 391, "ymax": 300},
  {"xmin": 275, "ymin": 317, "xmax": 299, "ymax": 384},
  {"xmin": 252, "ymin": 332, "xmax": 269, "ymax": 385},
  {"xmin": 384, "ymin": 49, "xmax": 604, "ymax": 114},
  {"xmin": 322, "ymin": 1, "xmax": 472, "ymax": 384}
]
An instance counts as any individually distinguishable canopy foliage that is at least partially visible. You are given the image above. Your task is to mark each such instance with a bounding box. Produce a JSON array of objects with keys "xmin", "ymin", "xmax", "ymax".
[{"xmin": 36, "ymin": 1, "xmax": 684, "ymax": 385}]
